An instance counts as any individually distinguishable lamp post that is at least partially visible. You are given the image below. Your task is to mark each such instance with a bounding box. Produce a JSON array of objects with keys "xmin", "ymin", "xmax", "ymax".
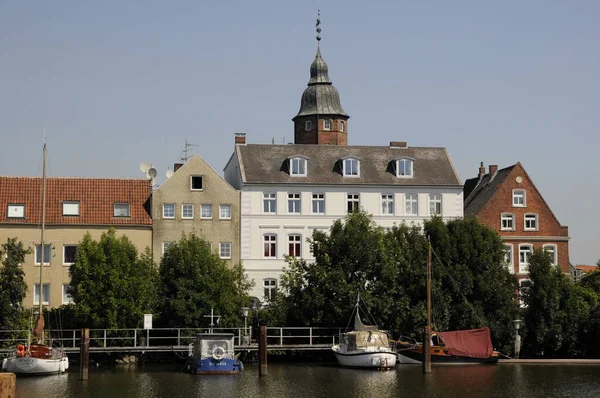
[
  {"xmin": 241, "ymin": 307, "xmax": 250, "ymax": 345},
  {"xmin": 513, "ymin": 319, "xmax": 522, "ymax": 359}
]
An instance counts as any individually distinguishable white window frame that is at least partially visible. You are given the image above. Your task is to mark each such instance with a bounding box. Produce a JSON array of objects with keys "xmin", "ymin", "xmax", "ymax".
[
  {"xmin": 290, "ymin": 157, "xmax": 307, "ymax": 177},
  {"xmin": 163, "ymin": 203, "xmax": 175, "ymax": 219},
  {"xmin": 305, "ymin": 120, "xmax": 312, "ymax": 131},
  {"xmin": 62, "ymin": 201, "xmax": 80, "ymax": 216},
  {"xmin": 63, "ymin": 245, "xmax": 77, "ymax": 266},
  {"xmin": 504, "ymin": 244, "xmax": 514, "ymax": 274},
  {"xmin": 396, "ymin": 158, "xmax": 414, "ymax": 178},
  {"xmin": 181, "ymin": 203, "xmax": 194, "ymax": 219},
  {"xmin": 264, "ymin": 278, "xmax": 278, "ymax": 301},
  {"xmin": 7, "ymin": 204, "xmax": 25, "ymax": 218},
  {"xmin": 312, "ymin": 193, "xmax": 325, "ymax": 215},
  {"xmin": 347, "ymin": 193, "xmax": 360, "ymax": 213},
  {"xmin": 219, "ymin": 204, "xmax": 232, "ymax": 219},
  {"xmin": 34, "ymin": 283, "xmax": 50, "ymax": 305},
  {"xmin": 288, "ymin": 193, "xmax": 301, "ymax": 214},
  {"xmin": 114, "ymin": 203, "xmax": 130, "ymax": 217},
  {"xmin": 201, "ymin": 204, "xmax": 212, "ymax": 219},
  {"xmin": 519, "ymin": 279, "xmax": 531, "ymax": 308},
  {"xmin": 190, "ymin": 175, "xmax": 203, "ymax": 191},
  {"xmin": 219, "ymin": 242, "xmax": 232, "ymax": 259},
  {"xmin": 381, "ymin": 194, "xmax": 394, "ymax": 215},
  {"xmin": 343, "ymin": 158, "xmax": 360, "ymax": 177},
  {"xmin": 519, "ymin": 244, "xmax": 533, "ymax": 273},
  {"xmin": 513, "ymin": 189, "xmax": 526, "ymax": 207},
  {"xmin": 524, "ymin": 213, "xmax": 538, "ymax": 231},
  {"xmin": 263, "ymin": 234, "xmax": 277, "ymax": 258},
  {"xmin": 35, "ymin": 244, "xmax": 51, "ymax": 266},
  {"xmin": 501, "ymin": 213, "xmax": 515, "ymax": 231},
  {"xmin": 263, "ymin": 193, "xmax": 277, "ymax": 214},
  {"xmin": 162, "ymin": 241, "xmax": 173, "ymax": 254},
  {"xmin": 323, "ymin": 119, "xmax": 331, "ymax": 130},
  {"xmin": 405, "ymin": 194, "xmax": 418, "ymax": 216},
  {"xmin": 288, "ymin": 234, "xmax": 302, "ymax": 257},
  {"xmin": 543, "ymin": 244, "xmax": 557, "ymax": 266},
  {"xmin": 62, "ymin": 284, "xmax": 73, "ymax": 305},
  {"xmin": 340, "ymin": 120, "xmax": 344, "ymax": 132},
  {"xmin": 429, "ymin": 194, "xmax": 442, "ymax": 216}
]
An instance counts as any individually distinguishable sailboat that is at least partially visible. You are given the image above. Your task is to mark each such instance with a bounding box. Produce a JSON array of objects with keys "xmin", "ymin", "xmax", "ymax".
[
  {"xmin": 331, "ymin": 294, "xmax": 397, "ymax": 369},
  {"xmin": 396, "ymin": 240, "xmax": 499, "ymax": 365},
  {"xmin": 2, "ymin": 141, "xmax": 69, "ymax": 376}
]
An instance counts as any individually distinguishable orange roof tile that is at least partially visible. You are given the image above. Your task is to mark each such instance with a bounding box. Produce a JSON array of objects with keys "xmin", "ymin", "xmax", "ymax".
[
  {"xmin": 0, "ymin": 177, "xmax": 151, "ymax": 225},
  {"xmin": 575, "ymin": 265, "xmax": 598, "ymax": 274}
]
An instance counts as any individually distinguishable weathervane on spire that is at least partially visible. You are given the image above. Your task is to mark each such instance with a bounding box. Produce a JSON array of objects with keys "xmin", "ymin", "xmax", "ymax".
[{"xmin": 316, "ymin": 10, "xmax": 321, "ymax": 45}]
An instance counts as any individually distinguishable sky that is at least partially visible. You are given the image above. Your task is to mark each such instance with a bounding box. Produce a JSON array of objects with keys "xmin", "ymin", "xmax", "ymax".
[{"xmin": 1, "ymin": 1, "xmax": 598, "ymax": 265}]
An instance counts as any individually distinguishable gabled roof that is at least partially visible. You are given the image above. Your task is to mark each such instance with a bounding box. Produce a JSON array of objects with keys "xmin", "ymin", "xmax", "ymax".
[
  {"xmin": 575, "ymin": 265, "xmax": 598, "ymax": 274},
  {"xmin": 463, "ymin": 165, "xmax": 515, "ymax": 216},
  {"xmin": 0, "ymin": 177, "xmax": 152, "ymax": 225},
  {"xmin": 235, "ymin": 144, "xmax": 461, "ymax": 186}
]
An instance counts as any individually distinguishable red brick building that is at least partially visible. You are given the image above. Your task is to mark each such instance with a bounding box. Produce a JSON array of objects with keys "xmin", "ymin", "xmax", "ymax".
[{"xmin": 463, "ymin": 162, "xmax": 570, "ymax": 281}]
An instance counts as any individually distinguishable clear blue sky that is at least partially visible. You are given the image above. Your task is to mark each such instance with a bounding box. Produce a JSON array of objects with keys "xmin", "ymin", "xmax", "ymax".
[{"xmin": 1, "ymin": 1, "xmax": 598, "ymax": 265}]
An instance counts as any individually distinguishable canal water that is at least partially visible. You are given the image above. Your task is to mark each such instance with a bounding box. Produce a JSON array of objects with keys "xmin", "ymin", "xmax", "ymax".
[{"xmin": 14, "ymin": 362, "xmax": 600, "ymax": 397}]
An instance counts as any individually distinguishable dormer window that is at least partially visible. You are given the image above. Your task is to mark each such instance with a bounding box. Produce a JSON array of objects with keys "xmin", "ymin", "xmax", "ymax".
[
  {"xmin": 340, "ymin": 121, "xmax": 344, "ymax": 132},
  {"xmin": 289, "ymin": 157, "xmax": 307, "ymax": 177},
  {"xmin": 396, "ymin": 158, "xmax": 414, "ymax": 178},
  {"xmin": 323, "ymin": 119, "xmax": 331, "ymax": 130},
  {"xmin": 305, "ymin": 120, "xmax": 312, "ymax": 131},
  {"xmin": 343, "ymin": 158, "xmax": 360, "ymax": 177}
]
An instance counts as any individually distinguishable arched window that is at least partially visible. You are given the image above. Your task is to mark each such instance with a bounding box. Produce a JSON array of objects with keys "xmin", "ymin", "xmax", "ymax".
[
  {"xmin": 543, "ymin": 244, "xmax": 557, "ymax": 266},
  {"xmin": 323, "ymin": 119, "xmax": 331, "ymax": 130},
  {"xmin": 340, "ymin": 121, "xmax": 345, "ymax": 132},
  {"xmin": 305, "ymin": 120, "xmax": 312, "ymax": 131}
]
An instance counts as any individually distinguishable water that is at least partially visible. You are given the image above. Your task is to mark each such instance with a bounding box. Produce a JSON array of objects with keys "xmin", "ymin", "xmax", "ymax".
[{"xmin": 15, "ymin": 362, "xmax": 600, "ymax": 398}]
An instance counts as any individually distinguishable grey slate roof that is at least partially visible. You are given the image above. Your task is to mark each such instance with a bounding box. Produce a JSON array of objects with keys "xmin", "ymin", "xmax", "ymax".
[
  {"xmin": 463, "ymin": 165, "xmax": 515, "ymax": 216},
  {"xmin": 235, "ymin": 144, "xmax": 462, "ymax": 186},
  {"xmin": 293, "ymin": 48, "xmax": 349, "ymax": 119}
]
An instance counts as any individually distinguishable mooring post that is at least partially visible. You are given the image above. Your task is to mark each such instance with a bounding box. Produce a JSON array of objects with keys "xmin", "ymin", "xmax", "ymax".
[
  {"xmin": 423, "ymin": 326, "xmax": 431, "ymax": 374},
  {"xmin": 80, "ymin": 327, "xmax": 90, "ymax": 380},
  {"xmin": 259, "ymin": 325, "xmax": 267, "ymax": 376},
  {"xmin": 0, "ymin": 373, "xmax": 16, "ymax": 398}
]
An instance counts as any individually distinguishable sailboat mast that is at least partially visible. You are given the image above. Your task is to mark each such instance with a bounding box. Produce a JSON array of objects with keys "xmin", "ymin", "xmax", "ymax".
[
  {"xmin": 423, "ymin": 236, "xmax": 432, "ymax": 374},
  {"xmin": 38, "ymin": 142, "xmax": 47, "ymax": 318}
]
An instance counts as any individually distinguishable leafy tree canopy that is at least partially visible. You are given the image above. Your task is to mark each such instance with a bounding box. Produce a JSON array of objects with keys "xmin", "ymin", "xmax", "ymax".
[{"xmin": 0, "ymin": 238, "xmax": 30, "ymax": 331}]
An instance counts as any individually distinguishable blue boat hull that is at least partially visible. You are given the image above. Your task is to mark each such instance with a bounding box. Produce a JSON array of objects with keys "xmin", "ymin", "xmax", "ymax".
[{"xmin": 191, "ymin": 357, "xmax": 243, "ymax": 374}]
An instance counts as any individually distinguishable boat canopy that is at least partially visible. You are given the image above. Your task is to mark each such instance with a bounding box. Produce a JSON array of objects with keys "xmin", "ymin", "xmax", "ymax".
[
  {"xmin": 345, "ymin": 330, "xmax": 389, "ymax": 351},
  {"xmin": 194, "ymin": 333, "xmax": 235, "ymax": 359},
  {"xmin": 437, "ymin": 327, "xmax": 494, "ymax": 358}
]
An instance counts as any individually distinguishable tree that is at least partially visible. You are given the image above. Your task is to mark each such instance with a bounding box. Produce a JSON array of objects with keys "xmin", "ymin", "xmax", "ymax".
[
  {"xmin": 68, "ymin": 229, "xmax": 157, "ymax": 329},
  {"xmin": 0, "ymin": 238, "xmax": 30, "ymax": 332},
  {"xmin": 156, "ymin": 234, "xmax": 252, "ymax": 328}
]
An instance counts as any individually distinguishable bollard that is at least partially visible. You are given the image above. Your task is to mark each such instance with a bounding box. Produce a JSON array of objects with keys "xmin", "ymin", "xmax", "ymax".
[
  {"xmin": 80, "ymin": 328, "xmax": 90, "ymax": 380},
  {"xmin": 259, "ymin": 326, "xmax": 267, "ymax": 376},
  {"xmin": 0, "ymin": 373, "xmax": 16, "ymax": 398}
]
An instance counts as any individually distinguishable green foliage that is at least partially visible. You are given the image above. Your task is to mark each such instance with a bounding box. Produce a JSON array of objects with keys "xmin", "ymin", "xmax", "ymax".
[
  {"xmin": 68, "ymin": 229, "xmax": 158, "ymax": 329},
  {"xmin": 0, "ymin": 238, "xmax": 30, "ymax": 332},
  {"xmin": 156, "ymin": 233, "xmax": 252, "ymax": 328}
]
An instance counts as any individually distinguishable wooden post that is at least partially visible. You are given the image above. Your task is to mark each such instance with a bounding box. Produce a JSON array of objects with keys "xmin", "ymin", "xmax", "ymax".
[
  {"xmin": 80, "ymin": 328, "xmax": 90, "ymax": 380},
  {"xmin": 259, "ymin": 326, "xmax": 267, "ymax": 376},
  {"xmin": 0, "ymin": 373, "xmax": 16, "ymax": 398},
  {"xmin": 423, "ymin": 238, "xmax": 432, "ymax": 374}
]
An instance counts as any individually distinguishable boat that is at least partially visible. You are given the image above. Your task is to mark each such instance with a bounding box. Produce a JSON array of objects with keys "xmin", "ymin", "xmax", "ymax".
[
  {"xmin": 331, "ymin": 295, "xmax": 397, "ymax": 369},
  {"xmin": 2, "ymin": 141, "xmax": 69, "ymax": 376}
]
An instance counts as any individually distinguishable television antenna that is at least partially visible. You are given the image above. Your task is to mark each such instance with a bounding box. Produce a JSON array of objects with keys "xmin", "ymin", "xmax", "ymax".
[{"xmin": 181, "ymin": 139, "xmax": 198, "ymax": 162}]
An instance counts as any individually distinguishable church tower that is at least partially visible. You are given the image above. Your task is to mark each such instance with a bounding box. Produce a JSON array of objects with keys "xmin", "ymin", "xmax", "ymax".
[{"xmin": 293, "ymin": 13, "xmax": 349, "ymax": 145}]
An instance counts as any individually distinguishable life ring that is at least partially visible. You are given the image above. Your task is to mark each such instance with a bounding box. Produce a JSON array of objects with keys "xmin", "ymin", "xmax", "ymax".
[
  {"xmin": 212, "ymin": 346, "xmax": 225, "ymax": 361},
  {"xmin": 16, "ymin": 345, "xmax": 25, "ymax": 357}
]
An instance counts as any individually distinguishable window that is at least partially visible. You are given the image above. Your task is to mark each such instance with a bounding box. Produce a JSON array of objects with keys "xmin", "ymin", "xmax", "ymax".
[
  {"xmin": 524, "ymin": 214, "xmax": 538, "ymax": 231},
  {"xmin": 201, "ymin": 204, "xmax": 212, "ymax": 219},
  {"xmin": 312, "ymin": 193, "xmax": 325, "ymax": 214},
  {"xmin": 347, "ymin": 194, "xmax": 360, "ymax": 213},
  {"xmin": 114, "ymin": 203, "xmax": 130, "ymax": 217},
  {"xmin": 62, "ymin": 284, "xmax": 73, "ymax": 304},
  {"xmin": 288, "ymin": 234, "xmax": 302, "ymax": 257},
  {"xmin": 323, "ymin": 119, "xmax": 331, "ymax": 130},
  {"xmin": 34, "ymin": 284, "xmax": 50, "ymax": 305},
  {"xmin": 343, "ymin": 158, "xmax": 360, "ymax": 177},
  {"xmin": 182, "ymin": 204, "xmax": 194, "ymax": 219},
  {"xmin": 288, "ymin": 193, "xmax": 301, "ymax": 214},
  {"xmin": 263, "ymin": 234, "xmax": 277, "ymax": 258},
  {"xmin": 513, "ymin": 190, "xmax": 526, "ymax": 207},
  {"xmin": 63, "ymin": 245, "xmax": 77, "ymax": 265},
  {"xmin": 305, "ymin": 120, "xmax": 312, "ymax": 131},
  {"xmin": 290, "ymin": 157, "xmax": 307, "ymax": 176},
  {"xmin": 543, "ymin": 245, "xmax": 557, "ymax": 266},
  {"xmin": 381, "ymin": 194, "xmax": 394, "ymax": 215},
  {"xmin": 191, "ymin": 176, "xmax": 203, "ymax": 191},
  {"xmin": 519, "ymin": 279, "xmax": 531, "ymax": 307},
  {"xmin": 501, "ymin": 213, "xmax": 515, "ymax": 230},
  {"xmin": 264, "ymin": 278, "xmax": 278, "ymax": 301},
  {"xmin": 263, "ymin": 193, "xmax": 276, "ymax": 214},
  {"xmin": 163, "ymin": 203, "xmax": 175, "ymax": 219},
  {"xmin": 162, "ymin": 242, "xmax": 173, "ymax": 254},
  {"xmin": 219, "ymin": 204, "xmax": 232, "ymax": 219},
  {"xmin": 519, "ymin": 244, "xmax": 533, "ymax": 273},
  {"xmin": 405, "ymin": 194, "xmax": 418, "ymax": 216},
  {"xmin": 504, "ymin": 244, "xmax": 514, "ymax": 273},
  {"xmin": 7, "ymin": 204, "xmax": 25, "ymax": 218},
  {"xmin": 340, "ymin": 120, "xmax": 344, "ymax": 132},
  {"xmin": 35, "ymin": 244, "xmax": 51, "ymax": 265},
  {"xmin": 429, "ymin": 194, "xmax": 442, "ymax": 216},
  {"xmin": 62, "ymin": 201, "xmax": 80, "ymax": 216},
  {"xmin": 396, "ymin": 159, "xmax": 413, "ymax": 178},
  {"xmin": 220, "ymin": 242, "xmax": 232, "ymax": 259}
]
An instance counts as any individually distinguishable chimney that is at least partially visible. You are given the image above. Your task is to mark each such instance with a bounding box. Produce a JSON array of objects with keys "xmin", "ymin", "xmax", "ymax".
[
  {"xmin": 489, "ymin": 164, "xmax": 498, "ymax": 176},
  {"xmin": 174, "ymin": 163, "xmax": 184, "ymax": 172},
  {"xmin": 235, "ymin": 132, "xmax": 247, "ymax": 145},
  {"xmin": 389, "ymin": 141, "xmax": 407, "ymax": 148},
  {"xmin": 478, "ymin": 162, "xmax": 485, "ymax": 179}
]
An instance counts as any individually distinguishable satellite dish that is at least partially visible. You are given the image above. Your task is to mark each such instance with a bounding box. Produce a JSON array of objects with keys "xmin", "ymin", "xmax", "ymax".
[
  {"xmin": 166, "ymin": 169, "xmax": 174, "ymax": 179},
  {"xmin": 140, "ymin": 161, "xmax": 151, "ymax": 173},
  {"xmin": 147, "ymin": 167, "xmax": 157, "ymax": 179}
]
